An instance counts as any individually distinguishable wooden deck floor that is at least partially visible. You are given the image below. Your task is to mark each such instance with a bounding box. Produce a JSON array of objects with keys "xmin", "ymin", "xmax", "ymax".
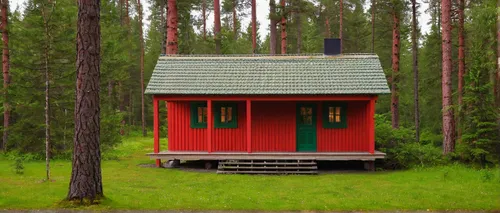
[{"xmin": 148, "ymin": 151, "xmax": 386, "ymax": 161}]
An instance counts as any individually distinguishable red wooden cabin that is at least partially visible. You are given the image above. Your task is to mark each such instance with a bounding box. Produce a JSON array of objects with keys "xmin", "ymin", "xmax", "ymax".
[{"xmin": 146, "ymin": 52, "xmax": 390, "ymax": 171}]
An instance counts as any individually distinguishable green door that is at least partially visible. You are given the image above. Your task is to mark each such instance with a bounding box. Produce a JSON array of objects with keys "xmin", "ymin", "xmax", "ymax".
[{"xmin": 296, "ymin": 103, "xmax": 317, "ymax": 152}]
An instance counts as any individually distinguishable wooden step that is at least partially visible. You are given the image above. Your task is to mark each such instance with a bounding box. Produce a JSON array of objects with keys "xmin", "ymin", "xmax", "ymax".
[
  {"xmin": 219, "ymin": 162, "xmax": 317, "ymax": 166},
  {"xmin": 217, "ymin": 159, "xmax": 318, "ymax": 175},
  {"xmin": 217, "ymin": 170, "xmax": 318, "ymax": 174},
  {"xmin": 218, "ymin": 166, "xmax": 318, "ymax": 170}
]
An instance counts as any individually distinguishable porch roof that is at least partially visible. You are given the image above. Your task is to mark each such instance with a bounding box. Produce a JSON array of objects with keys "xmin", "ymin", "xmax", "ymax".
[{"xmin": 145, "ymin": 54, "xmax": 390, "ymax": 95}]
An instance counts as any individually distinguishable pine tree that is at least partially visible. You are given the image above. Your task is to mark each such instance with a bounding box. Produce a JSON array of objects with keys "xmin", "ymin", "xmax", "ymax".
[
  {"xmin": 442, "ymin": 0, "xmax": 455, "ymax": 154},
  {"xmin": 167, "ymin": 0, "xmax": 178, "ymax": 54},
  {"xmin": 411, "ymin": 0, "xmax": 420, "ymax": 141},
  {"xmin": 214, "ymin": 0, "xmax": 221, "ymax": 53},
  {"xmin": 67, "ymin": 0, "xmax": 103, "ymax": 202},
  {"xmin": 1, "ymin": 0, "xmax": 9, "ymax": 151}
]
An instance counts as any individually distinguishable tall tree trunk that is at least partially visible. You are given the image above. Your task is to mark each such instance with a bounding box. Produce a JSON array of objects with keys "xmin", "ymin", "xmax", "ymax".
[
  {"xmin": 496, "ymin": 0, "xmax": 500, "ymax": 117},
  {"xmin": 391, "ymin": 8, "xmax": 400, "ymax": 129},
  {"xmin": 119, "ymin": 0, "xmax": 123, "ymax": 25},
  {"xmin": 441, "ymin": 0, "xmax": 455, "ymax": 154},
  {"xmin": 233, "ymin": 0, "xmax": 237, "ymax": 40},
  {"xmin": 296, "ymin": 8, "xmax": 301, "ymax": 54},
  {"xmin": 160, "ymin": 0, "xmax": 166, "ymax": 54},
  {"xmin": 339, "ymin": 0, "xmax": 343, "ymax": 53},
  {"xmin": 67, "ymin": 0, "xmax": 103, "ymax": 201},
  {"xmin": 371, "ymin": 0, "xmax": 375, "ymax": 53},
  {"xmin": 1, "ymin": 0, "xmax": 9, "ymax": 151},
  {"xmin": 214, "ymin": 0, "xmax": 221, "ymax": 54},
  {"xmin": 167, "ymin": 0, "xmax": 178, "ymax": 54},
  {"xmin": 41, "ymin": 1, "xmax": 53, "ymax": 181},
  {"xmin": 324, "ymin": 2, "xmax": 330, "ymax": 38},
  {"xmin": 411, "ymin": 0, "xmax": 419, "ymax": 142},
  {"xmin": 124, "ymin": 0, "xmax": 129, "ymax": 26},
  {"xmin": 251, "ymin": 0, "xmax": 256, "ymax": 53},
  {"xmin": 458, "ymin": 0, "xmax": 465, "ymax": 140},
  {"xmin": 280, "ymin": 0, "xmax": 286, "ymax": 54},
  {"xmin": 269, "ymin": 0, "xmax": 277, "ymax": 55},
  {"xmin": 138, "ymin": 0, "xmax": 146, "ymax": 137},
  {"xmin": 202, "ymin": 0, "xmax": 207, "ymax": 41}
]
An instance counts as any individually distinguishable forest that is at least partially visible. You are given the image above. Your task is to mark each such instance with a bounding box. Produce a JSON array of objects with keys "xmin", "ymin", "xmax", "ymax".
[{"xmin": 0, "ymin": 0, "xmax": 499, "ymax": 170}]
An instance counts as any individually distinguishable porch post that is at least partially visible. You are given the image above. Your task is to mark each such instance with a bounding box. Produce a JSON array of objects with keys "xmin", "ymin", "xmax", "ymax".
[
  {"xmin": 207, "ymin": 100, "xmax": 213, "ymax": 153},
  {"xmin": 246, "ymin": 99, "xmax": 252, "ymax": 153},
  {"xmin": 153, "ymin": 96, "xmax": 161, "ymax": 167},
  {"xmin": 368, "ymin": 97, "xmax": 376, "ymax": 154}
]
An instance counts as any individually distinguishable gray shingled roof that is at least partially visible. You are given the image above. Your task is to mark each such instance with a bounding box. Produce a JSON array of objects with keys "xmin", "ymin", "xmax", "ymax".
[{"xmin": 145, "ymin": 54, "xmax": 390, "ymax": 95}]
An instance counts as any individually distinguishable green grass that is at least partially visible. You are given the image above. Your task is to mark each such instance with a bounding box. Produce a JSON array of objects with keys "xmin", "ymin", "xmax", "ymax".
[{"xmin": 1, "ymin": 136, "xmax": 499, "ymax": 211}]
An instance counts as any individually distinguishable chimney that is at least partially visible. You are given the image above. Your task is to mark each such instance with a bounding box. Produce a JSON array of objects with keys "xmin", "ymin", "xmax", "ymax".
[{"xmin": 324, "ymin": 38, "xmax": 341, "ymax": 56}]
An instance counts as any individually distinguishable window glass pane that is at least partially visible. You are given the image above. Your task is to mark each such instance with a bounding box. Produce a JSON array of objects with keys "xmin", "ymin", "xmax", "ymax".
[
  {"xmin": 221, "ymin": 107, "xmax": 226, "ymax": 123},
  {"xmin": 197, "ymin": 107, "xmax": 203, "ymax": 123},
  {"xmin": 300, "ymin": 107, "xmax": 312, "ymax": 125},
  {"xmin": 336, "ymin": 115, "xmax": 341, "ymax": 122},
  {"xmin": 336, "ymin": 107, "xmax": 341, "ymax": 116},
  {"xmin": 329, "ymin": 107, "xmax": 334, "ymax": 123},
  {"xmin": 227, "ymin": 107, "xmax": 232, "ymax": 122},
  {"xmin": 202, "ymin": 107, "xmax": 207, "ymax": 123}
]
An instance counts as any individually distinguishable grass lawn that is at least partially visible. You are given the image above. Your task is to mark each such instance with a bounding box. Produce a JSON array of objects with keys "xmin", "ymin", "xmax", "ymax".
[{"xmin": 0, "ymin": 136, "xmax": 499, "ymax": 211}]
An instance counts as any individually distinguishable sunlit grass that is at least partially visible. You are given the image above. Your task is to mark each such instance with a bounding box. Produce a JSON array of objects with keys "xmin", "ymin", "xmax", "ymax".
[{"xmin": 0, "ymin": 136, "xmax": 499, "ymax": 210}]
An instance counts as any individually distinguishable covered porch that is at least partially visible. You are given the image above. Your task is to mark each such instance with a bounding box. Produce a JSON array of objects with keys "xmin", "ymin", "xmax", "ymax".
[{"xmin": 151, "ymin": 95, "xmax": 380, "ymax": 167}]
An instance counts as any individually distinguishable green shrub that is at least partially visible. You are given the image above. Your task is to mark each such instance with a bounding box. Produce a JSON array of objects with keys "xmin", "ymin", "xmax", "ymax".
[
  {"xmin": 375, "ymin": 114, "xmax": 446, "ymax": 169},
  {"xmin": 393, "ymin": 142, "xmax": 444, "ymax": 168}
]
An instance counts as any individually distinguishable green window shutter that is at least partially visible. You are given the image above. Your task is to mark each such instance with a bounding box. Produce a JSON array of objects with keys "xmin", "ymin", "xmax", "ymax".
[
  {"xmin": 322, "ymin": 102, "xmax": 348, "ymax": 128},
  {"xmin": 190, "ymin": 102, "xmax": 207, "ymax": 128},
  {"xmin": 214, "ymin": 102, "xmax": 238, "ymax": 128}
]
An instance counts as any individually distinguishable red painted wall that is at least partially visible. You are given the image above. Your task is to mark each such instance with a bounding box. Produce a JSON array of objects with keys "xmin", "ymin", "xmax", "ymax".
[
  {"xmin": 167, "ymin": 102, "xmax": 207, "ymax": 151},
  {"xmin": 316, "ymin": 101, "xmax": 369, "ymax": 152},
  {"xmin": 251, "ymin": 102, "xmax": 296, "ymax": 152},
  {"xmin": 213, "ymin": 102, "xmax": 247, "ymax": 152},
  {"xmin": 167, "ymin": 100, "xmax": 371, "ymax": 152}
]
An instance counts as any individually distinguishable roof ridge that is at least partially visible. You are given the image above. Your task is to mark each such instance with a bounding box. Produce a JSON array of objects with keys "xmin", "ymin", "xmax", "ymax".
[{"xmin": 158, "ymin": 53, "xmax": 378, "ymax": 60}]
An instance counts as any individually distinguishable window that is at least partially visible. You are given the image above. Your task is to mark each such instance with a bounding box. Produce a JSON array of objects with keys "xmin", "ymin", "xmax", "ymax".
[
  {"xmin": 214, "ymin": 102, "xmax": 238, "ymax": 128},
  {"xmin": 322, "ymin": 102, "xmax": 347, "ymax": 128},
  {"xmin": 190, "ymin": 102, "xmax": 207, "ymax": 128},
  {"xmin": 299, "ymin": 106, "xmax": 313, "ymax": 125}
]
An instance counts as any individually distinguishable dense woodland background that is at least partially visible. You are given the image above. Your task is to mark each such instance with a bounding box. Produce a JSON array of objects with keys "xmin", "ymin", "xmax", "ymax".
[{"xmin": 0, "ymin": 0, "xmax": 499, "ymax": 168}]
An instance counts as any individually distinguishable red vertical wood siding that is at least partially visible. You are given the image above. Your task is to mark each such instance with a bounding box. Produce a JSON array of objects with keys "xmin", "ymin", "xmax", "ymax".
[
  {"xmin": 167, "ymin": 100, "xmax": 371, "ymax": 153},
  {"xmin": 213, "ymin": 102, "xmax": 247, "ymax": 152},
  {"xmin": 251, "ymin": 102, "xmax": 296, "ymax": 152},
  {"xmin": 316, "ymin": 101, "xmax": 370, "ymax": 152},
  {"xmin": 167, "ymin": 101, "xmax": 207, "ymax": 151}
]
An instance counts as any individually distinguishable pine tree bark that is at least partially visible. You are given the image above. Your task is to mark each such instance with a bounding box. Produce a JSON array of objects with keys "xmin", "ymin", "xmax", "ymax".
[
  {"xmin": 324, "ymin": 2, "xmax": 330, "ymax": 38},
  {"xmin": 167, "ymin": 0, "xmax": 178, "ymax": 54},
  {"xmin": 441, "ymin": 0, "xmax": 455, "ymax": 154},
  {"xmin": 214, "ymin": 0, "xmax": 221, "ymax": 54},
  {"xmin": 41, "ymin": 1, "xmax": 54, "ymax": 181},
  {"xmin": 458, "ymin": 0, "xmax": 465, "ymax": 140},
  {"xmin": 371, "ymin": 0, "xmax": 375, "ymax": 53},
  {"xmin": 496, "ymin": 0, "xmax": 500, "ymax": 108},
  {"xmin": 339, "ymin": 0, "xmax": 343, "ymax": 53},
  {"xmin": 67, "ymin": 0, "xmax": 103, "ymax": 202},
  {"xmin": 391, "ymin": 8, "xmax": 400, "ymax": 129},
  {"xmin": 160, "ymin": 0, "xmax": 166, "ymax": 54},
  {"xmin": 296, "ymin": 7, "xmax": 301, "ymax": 54},
  {"xmin": 1, "ymin": 0, "xmax": 9, "ymax": 151},
  {"xmin": 202, "ymin": 0, "xmax": 207, "ymax": 41},
  {"xmin": 124, "ymin": 0, "xmax": 129, "ymax": 26},
  {"xmin": 251, "ymin": 0, "xmax": 256, "ymax": 53},
  {"xmin": 138, "ymin": 0, "xmax": 146, "ymax": 137},
  {"xmin": 233, "ymin": 0, "xmax": 237, "ymax": 40},
  {"xmin": 280, "ymin": 0, "xmax": 286, "ymax": 54},
  {"xmin": 411, "ymin": 0, "xmax": 419, "ymax": 141},
  {"xmin": 269, "ymin": 0, "xmax": 277, "ymax": 55}
]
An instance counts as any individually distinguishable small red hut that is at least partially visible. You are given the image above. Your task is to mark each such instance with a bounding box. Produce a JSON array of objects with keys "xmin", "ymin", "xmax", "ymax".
[{"xmin": 146, "ymin": 52, "xmax": 390, "ymax": 173}]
